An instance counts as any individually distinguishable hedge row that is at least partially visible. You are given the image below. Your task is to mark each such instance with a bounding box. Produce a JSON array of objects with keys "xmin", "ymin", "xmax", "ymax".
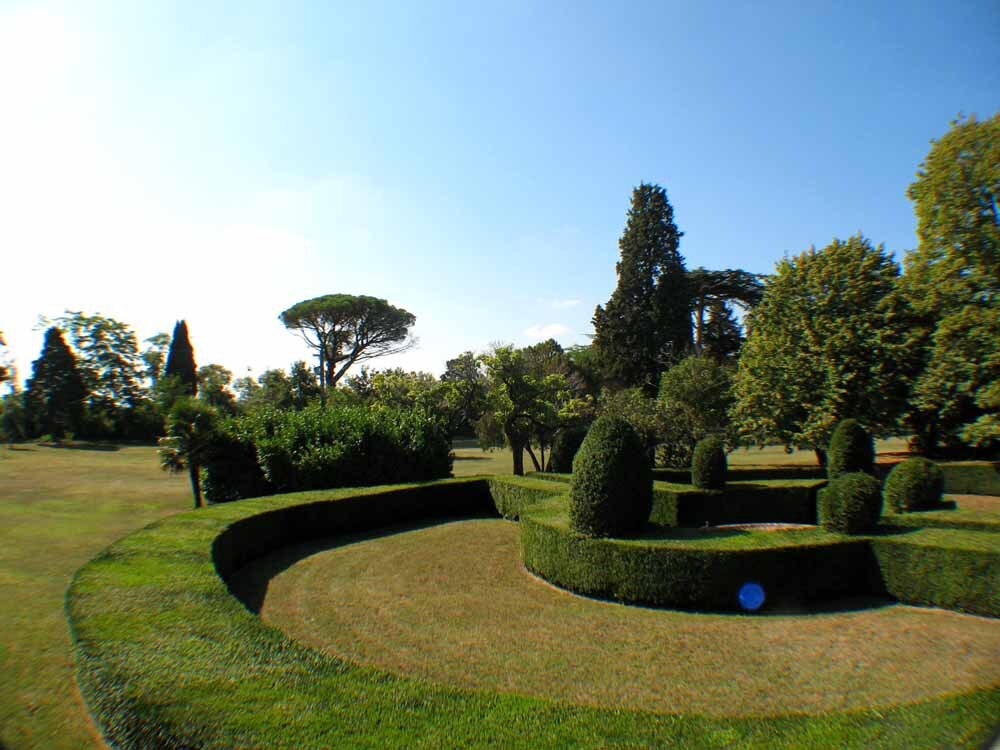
[
  {"xmin": 940, "ymin": 462, "xmax": 1000, "ymax": 496},
  {"xmin": 521, "ymin": 508, "xmax": 1000, "ymax": 617},
  {"xmin": 66, "ymin": 479, "xmax": 1000, "ymax": 749},
  {"xmin": 201, "ymin": 405, "xmax": 452, "ymax": 501},
  {"xmin": 520, "ymin": 516, "xmax": 873, "ymax": 611},
  {"xmin": 649, "ymin": 480, "xmax": 825, "ymax": 527},
  {"xmin": 652, "ymin": 466, "xmax": 826, "ymax": 483},
  {"xmin": 485, "ymin": 476, "xmax": 566, "ymax": 520}
]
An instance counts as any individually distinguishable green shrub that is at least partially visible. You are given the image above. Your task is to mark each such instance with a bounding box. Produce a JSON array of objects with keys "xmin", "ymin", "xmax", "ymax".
[
  {"xmin": 570, "ymin": 416, "xmax": 652, "ymax": 537},
  {"xmin": 548, "ymin": 425, "xmax": 589, "ymax": 473},
  {"xmin": 202, "ymin": 404, "xmax": 451, "ymax": 499},
  {"xmin": 200, "ymin": 418, "xmax": 273, "ymax": 503},
  {"xmin": 939, "ymin": 461, "xmax": 1000, "ymax": 495},
  {"xmin": 691, "ymin": 436, "xmax": 727, "ymax": 489},
  {"xmin": 818, "ymin": 472, "xmax": 882, "ymax": 534},
  {"xmin": 827, "ymin": 419, "xmax": 875, "ymax": 478},
  {"xmin": 883, "ymin": 458, "xmax": 944, "ymax": 512}
]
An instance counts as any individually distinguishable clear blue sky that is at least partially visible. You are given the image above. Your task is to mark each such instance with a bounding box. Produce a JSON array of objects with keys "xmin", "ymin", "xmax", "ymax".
[{"xmin": 2, "ymin": 0, "xmax": 998, "ymax": 386}]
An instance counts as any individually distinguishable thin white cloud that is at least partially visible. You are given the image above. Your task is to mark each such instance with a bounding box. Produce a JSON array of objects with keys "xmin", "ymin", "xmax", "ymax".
[
  {"xmin": 551, "ymin": 298, "xmax": 582, "ymax": 309},
  {"xmin": 523, "ymin": 323, "xmax": 574, "ymax": 341}
]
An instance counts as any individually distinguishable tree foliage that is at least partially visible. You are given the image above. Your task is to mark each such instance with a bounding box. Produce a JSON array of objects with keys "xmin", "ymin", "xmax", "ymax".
[
  {"xmin": 687, "ymin": 268, "xmax": 763, "ymax": 357},
  {"xmin": 164, "ymin": 320, "xmax": 198, "ymax": 397},
  {"xmin": 656, "ymin": 355, "xmax": 733, "ymax": 468},
  {"xmin": 197, "ymin": 364, "xmax": 238, "ymax": 414},
  {"xmin": 158, "ymin": 397, "xmax": 219, "ymax": 508},
  {"xmin": 280, "ymin": 294, "xmax": 416, "ymax": 392},
  {"xmin": 593, "ymin": 183, "xmax": 691, "ymax": 392},
  {"xmin": 0, "ymin": 330, "xmax": 12, "ymax": 387},
  {"xmin": 25, "ymin": 328, "xmax": 87, "ymax": 439},
  {"xmin": 901, "ymin": 114, "xmax": 999, "ymax": 455},
  {"xmin": 731, "ymin": 235, "xmax": 910, "ymax": 458}
]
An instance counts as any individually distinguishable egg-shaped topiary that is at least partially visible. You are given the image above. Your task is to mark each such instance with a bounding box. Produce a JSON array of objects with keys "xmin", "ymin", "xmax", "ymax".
[
  {"xmin": 548, "ymin": 425, "xmax": 590, "ymax": 474},
  {"xmin": 883, "ymin": 457, "xmax": 945, "ymax": 512},
  {"xmin": 818, "ymin": 471, "xmax": 883, "ymax": 534},
  {"xmin": 827, "ymin": 419, "xmax": 875, "ymax": 479},
  {"xmin": 570, "ymin": 416, "xmax": 652, "ymax": 538},
  {"xmin": 691, "ymin": 436, "xmax": 727, "ymax": 490}
]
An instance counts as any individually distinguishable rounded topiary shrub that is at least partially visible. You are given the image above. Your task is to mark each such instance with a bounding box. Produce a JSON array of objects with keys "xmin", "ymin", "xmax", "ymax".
[
  {"xmin": 883, "ymin": 457, "xmax": 944, "ymax": 512},
  {"xmin": 691, "ymin": 436, "xmax": 727, "ymax": 490},
  {"xmin": 548, "ymin": 425, "xmax": 590, "ymax": 474},
  {"xmin": 818, "ymin": 471, "xmax": 883, "ymax": 534},
  {"xmin": 827, "ymin": 419, "xmax": 875, "ymax": 479},
  {"xmin": 570, "ymin": 416, "xmax": 652, "ymax": 538}
]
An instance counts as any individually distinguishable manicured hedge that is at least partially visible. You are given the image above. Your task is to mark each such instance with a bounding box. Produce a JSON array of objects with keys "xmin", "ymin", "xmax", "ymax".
[
  {"xmin": 871, "ymin": 529, "xmax": 1000, "ymax": 617},
  {"xmin": 652, "ymin": 466, "xmax": 827, "ymax": 483},
  {"xmin": 940, "ymin": 462, "xmax": 1000, "ymax": 496},
  {"xmin": 649, "ymin": 480, "xmax": 825, "ymax": 527},
  {"xmin": 818, "ymin": 472, "xmax": 883, "ymax": 534},
  {"xmin": 521, "ymin": 514, "xmax": 874, "ymax": 611},
  {"xmin": 827, "ymin": 420, "xmax": 875, "ymax": 479},
  {"xmin": 486, "ymin": 476, "xmax": 566, "ymax": 520},
  {"xmin": 691, "ymin": 436, "xmax": 727, "ymax": 490},
  {"xmin": 66, "ymin": 478, "xmax": 1000, "ymax": 749},
  {"xmin": 522, "ymin": 506, "xmax": 1000, "ymax": 617}
]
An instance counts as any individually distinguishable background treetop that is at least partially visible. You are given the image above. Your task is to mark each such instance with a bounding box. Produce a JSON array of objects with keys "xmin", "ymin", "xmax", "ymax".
[{"xmin": 279, "ymin": 294, "xmax": 416, "ymax": 391}]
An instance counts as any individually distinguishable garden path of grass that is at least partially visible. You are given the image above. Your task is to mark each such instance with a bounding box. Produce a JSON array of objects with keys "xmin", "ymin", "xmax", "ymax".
[
  {"xmin": 0, "ymin": 444, "xmax": 189, "ymax": 750},
  {"xmin": 238, "ymin": 518, "xmax": 1000, "ymax": 719}
]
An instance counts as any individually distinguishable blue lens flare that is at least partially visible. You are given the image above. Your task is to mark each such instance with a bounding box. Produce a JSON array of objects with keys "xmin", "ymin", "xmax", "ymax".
[{"xmin": 738, "ymin": 582, "xmax": 766, "ymax": 611}]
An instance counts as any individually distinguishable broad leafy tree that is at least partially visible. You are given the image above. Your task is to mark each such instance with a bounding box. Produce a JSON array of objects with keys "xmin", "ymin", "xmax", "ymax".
[
  {"xmin": 731, "ymin": 235, "xmax": 910, "ymax": 463},
  {"xmin": 142, "ymin": 333, "xmax": 171, "ymax": 385},
  {"xmin": 901, "ymin": 114, "xmax": 999, "ymax": 454},
  {"xmin": 25, "ymin": 327, "xmax": 87, "ymax": 439},
  {"xmin": 593, "ymin": 183, "xmax": 692, "ymax": 393},
  {"xmin": 479, "ymin": 345, "xmax": 568, "ymax": 475},
  {"xmin": 197, "ymin": 364, "xmax": 238, "ymax": 414},
  {"xmin": 440, "ymin": 351, "xmax": 488, "ymax": 436},
  {"xmin": 164, "ymin": 320, "xmax": 198, "ymax": 397},
  {"xmin": 0, "ymin": 330, "xmax": 11, "ymax": 387},
  {"xmin": 289, "ymin": 361, "xmax": 322, "ymax": 409},
  {"xmin": 280, "ymin": 294, "xmax": 416, "ymax": 393},
  {"xmin": 656, "ymin": 355, "xmax": 734, "ymax": 467}
]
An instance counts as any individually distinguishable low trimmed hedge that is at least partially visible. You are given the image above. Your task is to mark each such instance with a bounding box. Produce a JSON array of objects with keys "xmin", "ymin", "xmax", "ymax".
[
  {"xmin": 486, "ymin": 476, "xmax": 566, "ymax": 520},
  {"xmin": 940, "ymin": 462, "xmax": 1000, "ymax": 496},
  {"xmin": 522, "ymin": 506, "xmax": 1000, "ymax": 618},
  {"xmin": 653, "ymin": 466, "xmax": 827, "ymax": 483},
  {"xmin": 649, "ymin": 480, "xmax": 825, "ymax": 527},
  {"xmin": 521, "ymin": 515, "xmax": 874, "ymax": 611},
  {"xmin": 65, "ymin": 478, "xmax": 1000, "ymax": 749}
]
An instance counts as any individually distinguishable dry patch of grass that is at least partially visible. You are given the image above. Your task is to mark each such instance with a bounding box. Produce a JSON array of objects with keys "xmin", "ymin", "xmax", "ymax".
[
  {"xmin": 236, "ymin": 518, "xmax": 1000, "ymax": 718},
  {"xmin": 0, "ymin": 444, "xmax": 189, "ymax": 750}
]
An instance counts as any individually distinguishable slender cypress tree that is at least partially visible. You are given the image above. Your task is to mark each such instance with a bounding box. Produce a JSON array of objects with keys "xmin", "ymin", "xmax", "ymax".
[
  {"xmin": 164, "ymin": 320, "xmax": 198, "ymax": 396},
  {"xmin": 593, "ymin": 183, "xmax": 692, "ymax": 392},
  {"xmin": 25, "ymin": 327, "xmax": 87, "ymax": 438}
]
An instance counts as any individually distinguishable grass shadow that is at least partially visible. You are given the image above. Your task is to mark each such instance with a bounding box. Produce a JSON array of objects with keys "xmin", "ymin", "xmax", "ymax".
[
  {"xmin": 40, "ymin": 441, "xmax": 121, "ymax": 452},
  {"xmin": 228, "ymin": 515, "xmax": 499, "ymax": 614}
]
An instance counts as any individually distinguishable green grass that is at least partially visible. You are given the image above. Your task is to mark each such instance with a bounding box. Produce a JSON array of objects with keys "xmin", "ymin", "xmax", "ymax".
[
  {"xmin": 67, "ymin": 478, "xmax": 1000, "ymax": 748},
  {"xmin": 0, "ymin": 443, "xmax": 190, "ymax": 750},
  {"xmin": 238, "ymin": 518, "xmax": 1000, "ymax": 718}
]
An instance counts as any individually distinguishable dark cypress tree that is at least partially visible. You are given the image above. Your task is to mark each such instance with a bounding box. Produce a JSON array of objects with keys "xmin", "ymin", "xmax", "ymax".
[
  {"xmin": 164, "ymin": 320, "xmax": 198, "ymax": 396},
  {"xmin": 593, "ymin": 183, "xmax": 692, "ymax": 393},
  {"xmin": 702, "ymin": 300, "xmax": 743, "ymax": 362},
  {"xmin": 25, "ymin": 327, "xmax": 87, "ymax": 439}
]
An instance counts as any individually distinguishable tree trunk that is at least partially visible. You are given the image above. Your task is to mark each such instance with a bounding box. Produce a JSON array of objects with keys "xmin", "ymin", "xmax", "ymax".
[
  {"xmin": 814, "ymin": 448, "xmax": 827, "ymax": 467},
  {"xmin": 695, "ymin": 298, "xmax": 706, "ymax": 355},
  {"xmin": 188, "ymin": 462, "xmax": 203, "ymax": 508},
  {"xmin": 511, "ymin": 438, "xmax": 525, "ymax": 476},
  {"xmin": 525, "ymin": 444, "xmax": 542, "ymax": 472}
]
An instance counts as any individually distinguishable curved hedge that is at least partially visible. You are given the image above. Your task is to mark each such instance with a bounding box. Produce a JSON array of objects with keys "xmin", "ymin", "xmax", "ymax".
[
  {"xmin": 818, "ymin": 472, "xmax": 883, "ymax": 534},
  {"xmin": 691, "ymin": 436, "xmax": 727, "ymax": 490},
  {"xmin": 67, "ymin": 479, "xmax": 1000, "ymax": 749}
]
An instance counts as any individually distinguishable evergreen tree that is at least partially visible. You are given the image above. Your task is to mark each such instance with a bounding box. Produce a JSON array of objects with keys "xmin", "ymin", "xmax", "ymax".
[
  {"xmin": 593, "ymin": 183, "xmax": 691, "ymax": 393},
  {"xmin": 25, "ymin": 327, "xmax": 87, "ymax": 439},
  {"xmin": 164, "ymin": 320, "xmax": 198, "ymax": 397},
  {"xmin": 702, "ymin": 300, "xmax": 743, "ymax": 362}
]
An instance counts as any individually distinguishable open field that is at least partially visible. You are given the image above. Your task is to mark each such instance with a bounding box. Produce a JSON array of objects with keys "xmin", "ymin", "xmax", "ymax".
[
  {"xmin": 0, "ymin": 444, "xmax": 189, "ymax": 750},
  {"xmin": 235, "ymin": 518, "xmax": 1000, "ymax": 717}
]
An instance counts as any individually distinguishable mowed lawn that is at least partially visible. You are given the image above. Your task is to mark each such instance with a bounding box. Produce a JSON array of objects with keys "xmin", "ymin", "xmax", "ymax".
[
  {"xmin": 0, "ymin": 444, "xmax": 190, "ymax": 750},
  {"xmin": 0, "ymin": 435, "xmax": 928, "ymax": 750}
]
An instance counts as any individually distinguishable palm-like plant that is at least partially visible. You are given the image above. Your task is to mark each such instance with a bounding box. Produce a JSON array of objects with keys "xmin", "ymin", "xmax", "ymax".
[{"xmin": 158, "ymin": 397, "xmax": 218, "ymax": 508}]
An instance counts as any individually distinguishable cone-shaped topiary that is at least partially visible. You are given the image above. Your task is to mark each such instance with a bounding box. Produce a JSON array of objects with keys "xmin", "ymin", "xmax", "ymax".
[
  {"xmin": 548, "ymin": 425, "xmax": 589, "ymax": 473},
  {"xmin": 818, "ymin": 471, "xmax": 883, "ymax": 534},
  {"xmin": 827, "ymin": 419, "xmax": 875, "ymax": 479},
  {"xmin": 883, "ymin": 457, "xmax": 944, "ymax": 512},
  {"xmin": 691, "ymin": 436, "xmax": 727, "ymax": 489},
  {"xmin": 570, "ymin": 416, "xmax": 652, "ymax": 537}
]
